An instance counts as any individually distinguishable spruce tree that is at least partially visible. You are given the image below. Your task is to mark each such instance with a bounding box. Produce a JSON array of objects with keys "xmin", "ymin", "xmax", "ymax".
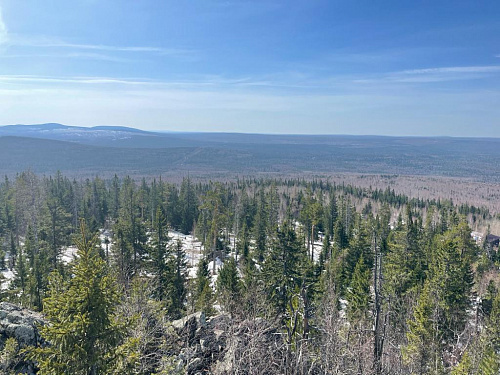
[
  {"xmin": 262, "ymin": 221, "xmax": 305, "ymax": 319},
  {"xmin": 9, "ymin": 248, "xmax": 28, "ymax": 305},
  {"xmin": 194, "ymin": 257, "xmax": 214, "ymax": 315},
  {"xmin": 148, "ymin": 207, "xmax": 171, "ymax": 303},
  {"xmin": 179, "ymin": 177, "xmax": 198, "ymax": 235},
  {"xmin": 28, "ymin": 221, "xmax": 122, "ymax": 375},
  {"xmin": 346, "ymin": 255, "xmax": 371, "ymax": 322},
  {"xmin": 169, "ymin": 238, "xmax": 188, "ymax": 319},
  {"xmin": 429, "ymin": 222, "xmax": 475, "ymax": 339},
  {"xmin": 216, "ymin": 256, "xmax": 241, "ymax": 315},
  {"xmin": 405, "ymin": 282, "xmax": 441, "ymax": 375},
  {"xmin": 253, "ymin": 188, "xmax": 268, "ymax": 263}
]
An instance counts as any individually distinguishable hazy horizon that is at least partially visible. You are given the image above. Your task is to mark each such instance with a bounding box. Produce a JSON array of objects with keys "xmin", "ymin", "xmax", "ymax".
[
  {"xmin": 1, "ymin": 1, "xmax": 499, "ymax": 136},
  {"xmin": 2, "ymin": 122, "xmax": 500, "ymax": 139}
]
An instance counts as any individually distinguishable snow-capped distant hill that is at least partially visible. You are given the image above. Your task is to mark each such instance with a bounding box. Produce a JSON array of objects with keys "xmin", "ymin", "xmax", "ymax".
[
  {"xmin": 0, "ymin": 123, "xmax": 152, "ymax": 142},
  {"xmin": 0, "ymin": 123, "xmax": 204, "ymax": 148}
]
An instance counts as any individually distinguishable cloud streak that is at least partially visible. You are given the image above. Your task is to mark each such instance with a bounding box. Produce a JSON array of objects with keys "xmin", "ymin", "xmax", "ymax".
[
  {"xmin": 353, "ymin": 65, "xmax": 500, "ymax": 84},
  {"xmin": 0, "ymin": 74, "xmax": 162, "ymax": 86},
  {"xmin": 8, "ymin": 36, "xmax": 194, "ymax": 56},
  {"xmin": 0, "ymin": 74, "xmax": 318, "ymax": 90},
  {"xmin": 399, "ymin": 66, "xmax": 500, "ymax": 75}
]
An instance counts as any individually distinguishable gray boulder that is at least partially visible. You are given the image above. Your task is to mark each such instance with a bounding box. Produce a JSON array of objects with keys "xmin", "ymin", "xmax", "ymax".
[{"xmin": 0, "ymin": 302, "xmax": 45, "ymax": 347}]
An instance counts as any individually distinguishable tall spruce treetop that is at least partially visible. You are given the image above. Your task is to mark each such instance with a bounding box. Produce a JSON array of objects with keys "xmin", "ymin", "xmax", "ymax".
[
  {"xmin": 194, "ymin": 256, "xmax": 215, "ymax": 316},
  {"xmin": 216, "ymin": 256, "xmax": 241, "ymax": 315},
  {"xmin": 148, "ymin": 206, "xmax": 171, "ymax": 303},
  {"xmin": 385, "ymin": 206, "xmax": 425, "ymax": 300},
  {"xmin": 29, "ymin": 221, "xmax": 122, "ymax": 375},
  {"xmin": 179, "ymin": 177, "xmax": 198, "ymax": 235},
  {"xmin": 262, "ymin": 221, "xmax": 306, "ymax": 318},
  {"xmin": 429, "ymin": 221, "xmax": 475, "ymax": 337}
]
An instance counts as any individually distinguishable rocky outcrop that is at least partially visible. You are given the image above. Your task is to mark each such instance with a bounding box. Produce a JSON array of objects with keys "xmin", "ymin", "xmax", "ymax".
[
  {"xmin": 0, "ymin": 302, "xmax": 45, "ymax": 347},
  {"xmin": 171, "ymin": 312, "xmax": 227, "ymax": 374},
  {"xmin": 171, "ymin": 313, "xmax": 284, "ymax": 375},
  {"xmin": 0, "ymin": 302, "xmax": 45, "ymax": 375}
]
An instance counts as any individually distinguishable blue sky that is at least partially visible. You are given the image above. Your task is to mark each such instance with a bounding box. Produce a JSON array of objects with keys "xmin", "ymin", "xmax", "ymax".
[{"xmin": 0, "ymin": 0, "xmax": 499, "ymax": 135}]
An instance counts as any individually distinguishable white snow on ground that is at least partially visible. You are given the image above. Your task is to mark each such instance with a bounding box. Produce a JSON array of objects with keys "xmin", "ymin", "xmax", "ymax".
[
  {"xmin": 60, "ymin": 229, "xmax": 112, "ymax": 265},
  {"xmin": 59, "ymin": 229, "xmax": 207, "ymax": 280},
  {"xmin": 0, "ymin": 228, "xmax": 209, "ymax": 290},
  {"xmin": 1, "ymin": 251, "xmax": 14, "ymax": 289},
  {"xmin": 312, "ymin": 239, "xmax": 324, "ymax": 262},
  {"xmin": 169, "ymin": 230, "xmax": 205, "ymax": 278},
  {"xmin": 1, "ymin": 227, "xmax": 329, "ymax": 291},
  {"xmin": 99, "ymin": 230, "xmax": 112, "ymax": 247},
  {"xmin": 208, "ymin": 257, "xmax": 223, "ymax": 286},
  {"xmin": 338, "ymin": 298, "xmax": 348, "ymax": 319},
  {"xmin": 168, "ymin": 230, "xmax": 224, "ymax": 287},
  {"xmin": 60, "ymin": 246, "xmax": 78, "ymax": 264},
  {"xmin": 1, "ymin": 269, "xmax": 14, "ymax": 289}
]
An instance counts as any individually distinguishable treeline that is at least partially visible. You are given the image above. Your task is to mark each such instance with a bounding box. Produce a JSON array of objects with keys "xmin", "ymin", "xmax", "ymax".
[{"xmin": 0, "ymin": 171, "xmax": 498, "ymax": 374}]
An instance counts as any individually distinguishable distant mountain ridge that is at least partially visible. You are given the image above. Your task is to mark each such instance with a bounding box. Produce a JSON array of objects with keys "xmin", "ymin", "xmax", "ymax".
[
  {"xmin": 0, "ymin": 123, "xmax": 152, "ymax": 140},
  {"xmin": 0, "ymin": 123, "xmax": 196, "ymax": 148},
  {"xmin": 2, "ymin": 123, "xmax": 149, "ymax": 132},
  {"xmin": 1, "ymin": 123, "xmax": 499, "ymax": 181}
]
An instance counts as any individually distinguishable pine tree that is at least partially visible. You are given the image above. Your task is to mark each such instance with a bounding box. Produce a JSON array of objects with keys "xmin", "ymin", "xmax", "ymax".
[
  {"xmin": 342, "ymin": 215, "xmax": 372, "ymax": 285},
  {"xmin": 318, "ymin": 231, "xmax": 331, "ymax": 270},
  {"xmin": 480, "ymin": 280, "xmax": 497, "ymax": 318},
  {"xmin": 28, "ymin": 221, "xmax": 122, "ymax": 375}
]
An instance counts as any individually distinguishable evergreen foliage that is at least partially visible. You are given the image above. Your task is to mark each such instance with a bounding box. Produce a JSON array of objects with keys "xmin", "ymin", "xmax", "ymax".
[
  {"xmin": 0, "ymin": 172, "xmax": 494, "ymax": 374},
  {"xmin": 193, "ymin": 257, "xmax": 214, "ymax": 316},
  {"xmin": 27, "ymin": 221, "xmax": 122, "ymax": 375},
  {"xmin": 216, "ymin": 256, "xmax": 241, "ymax": 314}
]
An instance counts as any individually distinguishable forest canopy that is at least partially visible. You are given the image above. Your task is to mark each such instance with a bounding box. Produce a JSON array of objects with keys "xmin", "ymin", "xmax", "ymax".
[{"xmin": 0, "ymin": 171, "xmax": 498, "ymax": 374}]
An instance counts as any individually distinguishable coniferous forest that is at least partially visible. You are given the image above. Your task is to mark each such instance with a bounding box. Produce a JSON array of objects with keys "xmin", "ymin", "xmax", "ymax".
[{"xmin": 0, "ymin": 171, "xmax": 498, "ymax": 374}]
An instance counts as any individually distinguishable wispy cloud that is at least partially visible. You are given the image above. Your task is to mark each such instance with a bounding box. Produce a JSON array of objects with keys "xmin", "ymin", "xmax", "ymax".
[
  {"xmin": 63, "ymin": 52, "xmax": 144, "ymax": 63},
  {"xmin": 1, "ymin": 52, "xmax": 144, "ymax": 63},
  {"xmin": 0, "ymin": 74, "xmax": 317, "ymax": 90},
  {"xmin": 400, "ymin": 66, "xmax": 500, "ymax": 75},
  {"xmin": 354, "ymin": 65, "xmax": 500, "ymax": 84},
  {"xmin": 0, "ymin": 71, "xmax": 499, "ymax": 136},
  {"xmin": 0, "ymin": 75, "xmax": 162, "ymax": 86},
  {"xmin": 0, "ymin": 6, "xmax": 7, "ymax": 45},
  {"xmin": 7, "ymin": 35, "xmax": 194, "ymax": 56}
]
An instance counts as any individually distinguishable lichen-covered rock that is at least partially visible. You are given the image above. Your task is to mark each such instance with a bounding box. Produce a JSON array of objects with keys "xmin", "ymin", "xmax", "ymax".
[
  {"xmin": 0, "ymin": 303, "xmax": 46, "ymax": 374},
  {"xmin": 0, "ymin": 302, "xmax": 45, "ymax": 347}
]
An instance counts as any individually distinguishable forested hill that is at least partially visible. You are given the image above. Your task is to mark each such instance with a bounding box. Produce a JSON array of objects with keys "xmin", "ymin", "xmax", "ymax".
[
  {"xmin": 0, "ymin": 173, "xmax": 498, "ymax": 374},
  {"xmin": 1, "ymin": 124, "xmax": 500, "ymax": 181}
]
